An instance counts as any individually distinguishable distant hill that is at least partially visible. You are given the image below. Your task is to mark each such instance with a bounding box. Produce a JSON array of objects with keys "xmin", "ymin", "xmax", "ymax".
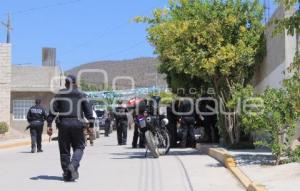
[{"xmin": 66, "ymin": 57, "xmax": 167, "ymax": 89}]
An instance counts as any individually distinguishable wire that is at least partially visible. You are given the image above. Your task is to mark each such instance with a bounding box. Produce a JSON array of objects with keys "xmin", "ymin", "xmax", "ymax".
[
  {"xmin": 98, "ymin": 40, "xmax": 147, "ymax": 60},
  {"xmin": 2, "ymin": 0, "xmax": 83, "ymax": 16},
  {"xmin": 61, "ymin": 21, "xmax": 130, "ymax": 55}
]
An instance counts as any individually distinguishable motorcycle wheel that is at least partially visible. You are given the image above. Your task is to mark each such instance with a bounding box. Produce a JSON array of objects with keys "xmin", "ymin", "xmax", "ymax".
[
  {"xmin": 145, "ymin": 131, "xmax": 160, "ymax": 158},
  {"xmin": 157, "ymin": 129, "xmax": 171, "ymax": 155}
]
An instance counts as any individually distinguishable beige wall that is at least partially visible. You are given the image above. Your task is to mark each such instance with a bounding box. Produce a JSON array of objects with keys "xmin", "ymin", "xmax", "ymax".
[
  {"xmin": 254, "ymin": 7, "xmax": 300, "ymax": 146},
  {"xmin": 254, "ymin": 7, "xmax": 297, "ymax": 93},
  {"xmin": 0, "ymin": 43, "xmax": 11, "ymax": 129}
]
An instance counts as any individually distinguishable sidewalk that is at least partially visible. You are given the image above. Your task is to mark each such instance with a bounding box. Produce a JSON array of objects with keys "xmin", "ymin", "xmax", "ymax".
[
  {"xmin": 0, "ymin": 128, "xmax": 29, "ymax": 142},
  {"xmin": 0, "ymin": 128, "xmax": 53, "ymax": 149},
  {"xmin": 229, "ymin": 149, "xmax": 300, "ymax": 191}
]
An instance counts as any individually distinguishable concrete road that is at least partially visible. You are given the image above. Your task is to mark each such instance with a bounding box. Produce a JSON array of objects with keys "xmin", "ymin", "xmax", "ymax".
[{"xmin": 0, "ymin": 131, "xmax": 243, "ymax": 191}]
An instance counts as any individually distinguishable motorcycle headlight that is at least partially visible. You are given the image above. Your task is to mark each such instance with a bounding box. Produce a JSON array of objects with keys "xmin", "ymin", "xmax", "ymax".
[
  {"xmin": 161, "ymin": 118, "xmax": 169, "ymax": 126},
  {"xmin": 146, "ymin": 117, "xmax": 152, "ymax": 123}
]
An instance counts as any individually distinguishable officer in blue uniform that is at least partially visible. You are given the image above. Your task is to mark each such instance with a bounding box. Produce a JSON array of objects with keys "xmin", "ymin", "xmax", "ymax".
[
  {"xmin": 47, "ymin": 75, "xmax": 94, "ymax": 182},
  {"xmin": 27, "ymin": 99, "xmax": 47, "ymax": 153}
]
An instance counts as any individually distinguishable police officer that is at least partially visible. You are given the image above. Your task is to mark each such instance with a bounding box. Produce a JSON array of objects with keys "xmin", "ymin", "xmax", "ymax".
[
  {"xmin": 114, "ymin": 100, "xmax": 128, "ymax": 145},
  {"xmin": 132, "ymin": 100, "xmax": 146, "ymax": 148},
  {"xmin": 166, "ymin": 103, "xmax": 178, "ymax": 148},
  {"xmin": 179, "ymin": 99, "xmax": 196, "ymax": 148},
  {"xmin": 199, "ymin": 93, "xmax": 219, "ymax": 143},
  {"xmin": 47, "ymin": 75, "xmax": 94, "ymax": 182},
  {"xmin": 27, "ymin": 99, "xmax": 47, "ymax": 153},
  {"xmin": 104, "ymin": 111, "xmax": 112, "ymax": 137}
]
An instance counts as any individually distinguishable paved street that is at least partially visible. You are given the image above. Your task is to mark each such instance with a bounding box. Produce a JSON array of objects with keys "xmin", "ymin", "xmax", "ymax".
[{"xmin": 0, "ymin": 131, "xmax": 243, "ymax": 191}]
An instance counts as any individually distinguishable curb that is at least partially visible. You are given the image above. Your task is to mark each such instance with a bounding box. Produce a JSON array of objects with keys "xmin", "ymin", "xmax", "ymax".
[
  {"xmin": 0, "ymin": 136, "xmax": 53, "ymax": 150},
  {"xmin": 0, "ymin": 140, "xmax": 32, "ymax": 149},
  {"xmin": 196, "ymin": 144, "xmax": 267, "ymax": 191}
]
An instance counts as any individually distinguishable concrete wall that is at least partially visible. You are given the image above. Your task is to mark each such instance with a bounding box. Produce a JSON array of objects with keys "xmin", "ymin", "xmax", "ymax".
[
  {"xmin": 254, "ymin": 7, "xmax": 297, "ymax": 93},
  {"xmin": 11, "ymin": 65, "xmax": 63, "ymax": 92},
  {"xmin": 254, "ymin": 7, "xmax": 300, "ymax": 147},
  {"xmin": 0, "ymin": 43, "xmax": 11, "ymax": 129}
]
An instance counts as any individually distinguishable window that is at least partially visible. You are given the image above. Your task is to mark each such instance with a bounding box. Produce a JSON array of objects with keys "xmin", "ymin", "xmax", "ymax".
[{"xmin": 13, "ymin": 100, "xmax": 35, "ymax": 120}]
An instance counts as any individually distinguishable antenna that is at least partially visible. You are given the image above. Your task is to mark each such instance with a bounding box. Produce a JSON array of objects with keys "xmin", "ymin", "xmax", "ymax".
[
  {"xmin": 1, "ymin": 13, "xmax": 13, "ymax": 43},
  {"xmin": 263, "ymin": 0, "xmax": 270, "ymax": 24}
]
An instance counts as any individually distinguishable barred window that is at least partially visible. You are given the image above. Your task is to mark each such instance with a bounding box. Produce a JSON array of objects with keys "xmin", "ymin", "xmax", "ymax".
[{"xmin": 13, "ymin": 100, "xmax": 35, "ymax": 120}]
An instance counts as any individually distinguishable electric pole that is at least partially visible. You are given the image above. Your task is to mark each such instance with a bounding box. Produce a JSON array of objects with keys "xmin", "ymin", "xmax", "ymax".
[{"xmin": 1, "ymin": 13, "xmax": 12, "ymax": 43}]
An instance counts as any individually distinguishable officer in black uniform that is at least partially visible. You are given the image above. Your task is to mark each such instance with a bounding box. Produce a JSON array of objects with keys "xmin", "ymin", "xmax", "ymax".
[
  {"xmin": 47, "ymin": 75, "xmax": 94, "ymax": 182},
  {"xmin": 179, "ymin": 99, "xmax": 196, "ymax": 148},
  {"xmin": 199, "ymin": 93, "xmax": 219, "ymax": 143},
  {"xmin": 132, "ymin": 100, "xmax": 147, "ymax": 148},
  {"xmin": 104, "ymin": 111, "xmax": 111, "ymax": 137},
  {"xmin": 114, "ymin": 101, "xmax": 128, "ymax": 145},
  {"xmin": 166, "ymin": 104, "xmax": 178, "ymax": 147},
  {"xmin": 27, "ymin": 99, "xmax": 47, "ymax": 153}
]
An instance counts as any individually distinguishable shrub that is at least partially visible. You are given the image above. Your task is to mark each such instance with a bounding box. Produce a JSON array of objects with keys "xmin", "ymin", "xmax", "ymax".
[
  {"xmin": 0, "ymin": 122, "xmax": 9, "ymax": 134},
  {"xmin": 240, "ymin": 88, "xmax": 299, "ymax": 165}
]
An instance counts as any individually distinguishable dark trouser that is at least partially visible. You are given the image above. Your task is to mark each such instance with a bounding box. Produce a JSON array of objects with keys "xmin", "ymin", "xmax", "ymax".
[
  {"xmin": 132, "ymin": 125, "xmax": 145, "ymax": 148},
  {"xmin": 180, "ymin": 122, "xmax": 195, "ymax": 148},
  {"xmin": 30, "ymin": 126, "xmax": 43, "ymax": 150},
  {"xmin": 117, "ymin": 121, "xmax": 128, "ymax": 145},
  {"xmin": 58, "ymin": 127, "xmax": 85, "ymax": 174},
  {"xmin": 104, "ymin": 122, "xmax": 110, "ymax": 136},
  {"xmin": 204, "ymin": 118, "xmax": 219, "ymax": 143},
  {"xmin": 167, "ymin": 123, "xmax": 177, "ymax": 147}
]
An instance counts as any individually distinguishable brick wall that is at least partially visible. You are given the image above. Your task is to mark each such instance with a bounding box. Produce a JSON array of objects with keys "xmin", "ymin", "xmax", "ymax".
[{"xmin": 0, "ymin": 43, "xmax": 11, "ymax": 129}]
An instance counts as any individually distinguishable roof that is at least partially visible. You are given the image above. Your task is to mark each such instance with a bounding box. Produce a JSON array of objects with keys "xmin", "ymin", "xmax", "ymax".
[{"xmin": 11, "ymin": 65, "xmax": 64, "ymax": 92}]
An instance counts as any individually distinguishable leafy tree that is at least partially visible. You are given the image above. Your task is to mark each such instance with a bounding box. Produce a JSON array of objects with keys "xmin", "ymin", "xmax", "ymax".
[
  {"xmin": 274, "ymin": 0, "xmax": 300, "ymax": 119},
  {"xmin": 239, "ymin": 88, "xmax": 299, "ymax": 165},
  {"xmin": 136, "ymin": 0, "xmax": 265, "ymax": 144},
  {"xmin": 273, "ymin": 0, "xmax": 299, "ymax": 36},
  {"xmin": 80, "ymin": 80, "xmax": 111, "ymax": 92}
]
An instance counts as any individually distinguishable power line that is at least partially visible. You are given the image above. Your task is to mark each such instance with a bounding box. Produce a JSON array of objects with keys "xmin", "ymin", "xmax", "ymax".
[
  {"xmin": 2, "ymin": 0, "xmax": 83, "ymax": 16},
  {"xmin": 61, "ymin": 21, "xmax": 130, "ymax": 55},
  {"xmin": 98, "ymin": 40, "xmax": 147, "ymax": 60}
]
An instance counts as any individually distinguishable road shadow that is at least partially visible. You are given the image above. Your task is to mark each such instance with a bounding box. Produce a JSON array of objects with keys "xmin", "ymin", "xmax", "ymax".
[
  {"xmin": 30, "ymin": 175, "xmax": 63, "ymax": 181},
  {"xmin": 110, "ymin": 151, "xmax": 147, "ymax": 159},
  {"xmin": 19, "ymin": 151, "xmax": 33, "ymax": 154},
  {"xmin": 103, "ymin": 144, "xmax": 119, "ymax": 147},
  {"xmin": 110, "ymin": 148, "xmax": 204, "ymax": 159},
  {"xmin": 205, "ymin": 163, "xmax": 224, "ymax": 168},
  {"xmin": 167, "ymin": 149, "xmax": 204, "ymax": 156}
]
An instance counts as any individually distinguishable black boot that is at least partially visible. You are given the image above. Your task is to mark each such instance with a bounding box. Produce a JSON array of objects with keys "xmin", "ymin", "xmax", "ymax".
[
  {"xmin": 68, "ymin": 163, "xmax": 79, "ymax": 181},
  {"xmin": 63, "ymin": 171, "xmax": 72, "ymax": 182},
  {"xmin": 31, "ymin": 148, "xmax": 36, "ymax": 153}
]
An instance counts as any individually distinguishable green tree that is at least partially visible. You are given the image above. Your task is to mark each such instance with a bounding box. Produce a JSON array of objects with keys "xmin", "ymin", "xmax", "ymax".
[
  {"xmin": 274, "ymin": 0, "xmax": 300, "ymax": 116},
  {"xmin": 237, "ymin": 87, "xmax": 299, "ymax": 165},
  {"xmin": 80, "ymin": 80, "xmax": 109, "ymax": 92},
  {"xmin": 273, "ymin": 0, "xmax": 300, "ymax": 139},
  {"xmin": 273, "ymin": 0, "xmax": 299, "ymax": 37},
  {"xmin": 136, "ymin": 0, "xmax": 265, "ymax": 144}
]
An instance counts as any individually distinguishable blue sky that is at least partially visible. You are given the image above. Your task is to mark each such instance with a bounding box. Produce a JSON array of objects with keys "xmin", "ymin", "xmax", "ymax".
[{"xmin": 0, "ymin": 0, "xmax": 276, "ymax": 70}]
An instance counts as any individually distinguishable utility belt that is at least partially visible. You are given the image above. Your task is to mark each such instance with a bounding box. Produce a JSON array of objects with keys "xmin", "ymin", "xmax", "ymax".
[
  {"xmin": 59, "ymin": 116, "xmax": 79, "ymax": 120},
  {"xmin": 28, "ymin": 120, "xmax": 44, "ymax": 129},
  {"xmin": 56, "ymin": 117, "xmax": 84, "ymax": 129}
]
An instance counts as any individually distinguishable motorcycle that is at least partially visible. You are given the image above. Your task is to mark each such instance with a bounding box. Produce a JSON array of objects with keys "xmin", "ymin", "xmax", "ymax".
[{"xmin": 137, "ymin": 111, "xmax": 170, "ymax": 158}]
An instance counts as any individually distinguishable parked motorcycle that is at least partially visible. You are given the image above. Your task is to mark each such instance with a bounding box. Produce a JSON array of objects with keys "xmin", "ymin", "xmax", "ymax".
[{"xmin": 136, "ymin": 96, "xmax": 171, "ymax": 158}]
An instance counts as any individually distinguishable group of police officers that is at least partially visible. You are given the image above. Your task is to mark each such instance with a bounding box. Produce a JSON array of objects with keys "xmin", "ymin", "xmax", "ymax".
[{"xmin": 26, "ymin": 75, "xmax": 219, "ymax": 182}]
